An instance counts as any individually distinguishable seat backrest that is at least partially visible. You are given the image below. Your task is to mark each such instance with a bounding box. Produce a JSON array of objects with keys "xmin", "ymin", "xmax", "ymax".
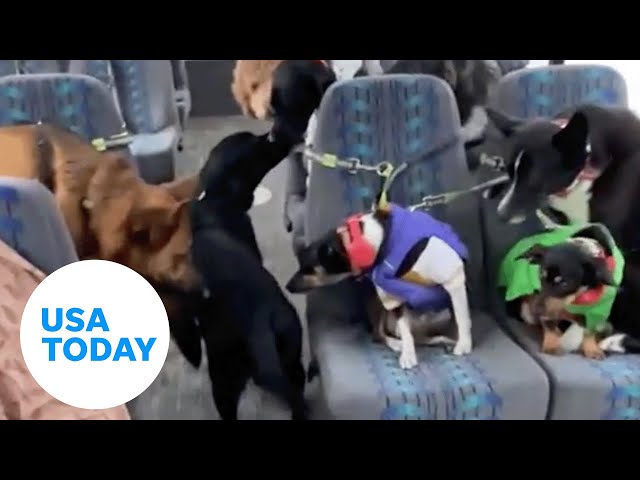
[
  {"xmin": 492, "ymin": 64, "xmax": 628, "ymax": 119},
  {"xmin": 481, "ymin": 65, "xmax": 629, "ymax": 303},
  {"xmin": 496, "ymin": 60, "xmax": 529, "ymax": 76},
  {"xmin": 111, "ymin": 60, "xmax": 179, "ymax": 135},
  {"xmin": 306, "ymin": 74, "xmax": 488, "ymax": 309},
  {"xmin": 0, "ymin": 178, "xmax": 78, "ymax": 274},
  {"xmin": 0, "ymin": 73, "xmax": 127, "ymax": 141}
]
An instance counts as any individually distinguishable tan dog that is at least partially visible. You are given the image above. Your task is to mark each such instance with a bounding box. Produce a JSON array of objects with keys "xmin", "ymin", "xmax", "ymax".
[
  {"xmin": 0, "ymin": 123, "xmax": 200, "ymax": 292},
  {"xmin": 231, "ymin": 60, "xmax": 283, "ymax": 119}
]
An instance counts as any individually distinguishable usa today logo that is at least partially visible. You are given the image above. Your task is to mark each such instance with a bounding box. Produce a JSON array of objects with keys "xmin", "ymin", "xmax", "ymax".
[{"xmin": 20, "ymin": 260, "xmax": 170, "ymax": 410}]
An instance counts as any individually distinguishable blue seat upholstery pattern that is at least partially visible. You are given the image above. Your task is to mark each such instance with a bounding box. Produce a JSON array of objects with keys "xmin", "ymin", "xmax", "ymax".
[
  {"xmin": 0, "ymin": 178, "xmax": 77, "ymax": 275},
  {"xmin": 0, "ymin": 73, "xmax": 126, "ymax": 141},
  {"xmin": 493, "ymin": 64, "xmax": 628, "ymax": 119},
  {"xmin": 304, "ymin": 75, "xmax": 549, "ymax": 420},
  {"xmin": 484, "ymin": 64, "xmax": 637, "ymax": 420}
]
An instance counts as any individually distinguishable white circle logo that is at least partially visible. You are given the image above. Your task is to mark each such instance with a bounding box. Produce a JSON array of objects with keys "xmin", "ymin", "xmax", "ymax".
[{"xmin": 20, "ymin": 260, "xmax": 170, "ymax": 410}]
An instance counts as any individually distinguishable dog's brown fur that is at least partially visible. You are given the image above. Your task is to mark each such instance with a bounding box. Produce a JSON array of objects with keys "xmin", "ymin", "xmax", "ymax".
[
  {"xmin": 520, "ymin": 293, "xmax": 606, "ymax": 359},
  {"xmin": 231, "ymin": 60, "xmax": 283, "ymax": 119},
  {"xmin": 0, "ymin": 123, "xmax": 200, "ymax": 292}
]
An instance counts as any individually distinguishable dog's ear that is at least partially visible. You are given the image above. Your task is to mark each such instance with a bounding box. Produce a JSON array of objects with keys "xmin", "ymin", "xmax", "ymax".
[
  {"xmin": 552, "ymin": 111, "xmax": 589, "ymax": 169},
  {"xmin": 486, "ymin": 107, "xmax": 525, "ymax": 137},
  {"xmin": 517, "ymin": 244, "xmax": 548, "ymax": 264},
  {"xmin": 582, "ymin": 256, "xmax": 615, "ymax": 288}
]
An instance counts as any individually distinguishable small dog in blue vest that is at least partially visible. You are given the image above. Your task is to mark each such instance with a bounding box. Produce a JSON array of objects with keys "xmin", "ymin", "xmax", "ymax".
[{"xmin": 286, "ymin": 203, "xmax": 473, "ymax": 369}]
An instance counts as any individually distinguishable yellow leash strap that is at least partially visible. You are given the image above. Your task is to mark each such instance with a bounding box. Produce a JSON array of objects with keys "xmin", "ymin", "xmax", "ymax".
[
  {"xmin": 91, "ymin": 131, "xmax": 132, "ymax": 152},
  {"xmin": 301, "ymin": 146, "xmax": 406, "ymax": 210}
]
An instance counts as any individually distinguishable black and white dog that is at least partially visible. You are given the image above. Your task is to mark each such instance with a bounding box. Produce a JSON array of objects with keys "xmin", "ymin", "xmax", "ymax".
[
  {"xmin": 471, "ymin": 103, "xmax": 640, "ymax": 354},
  {"xmin": 286, "ymin": 203, "xmax": 473, "ymax": 369}
]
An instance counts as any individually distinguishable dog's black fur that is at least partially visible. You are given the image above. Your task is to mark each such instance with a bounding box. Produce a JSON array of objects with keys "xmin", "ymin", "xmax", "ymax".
[
  {"xmin": 518, "ymin": 242, "xmax": 615, "ymax": 300},
  {"xmin": 177, "ymin": 60, "xmax": 335, "ymax": 420},
  {"xmin": 190, "ymin": 132, "xmax": 306, "ymax": 420},
  {"xmin": 472, "ymin": 103, "xmax": 640, "ymax": 354},
  {"xmin": 472, "ymin": 104, "xmax": 640, "ymax": 254}
]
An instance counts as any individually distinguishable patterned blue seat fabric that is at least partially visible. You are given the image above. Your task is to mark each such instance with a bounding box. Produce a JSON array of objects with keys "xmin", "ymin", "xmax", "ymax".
[
  {"xmin": 482, "ymin": 64, "xmax": 637, "ymax": 419},
  {"xmin": 304, "ymin": 75, "xmax": 549, "ymax": 420},
  {"xmin": 0, "ymin": 73, "xmax": 126, "ymax": 140},
  {"xmin": 0, "ymin": 178, "xmax": 77, "ymax": 274}
]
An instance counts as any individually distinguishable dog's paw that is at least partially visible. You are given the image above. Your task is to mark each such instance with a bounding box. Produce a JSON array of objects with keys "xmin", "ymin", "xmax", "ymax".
[
  {"xmin": 453, "ymin": 339, "xmax": 472, "ymax": 356},
  {"xmin": 582, "ymin": 343, "xmax": 606, "ymax": 361},
  {"xmin": 399, "ymin": 349, "xmax": 418, "ymax": 369}
]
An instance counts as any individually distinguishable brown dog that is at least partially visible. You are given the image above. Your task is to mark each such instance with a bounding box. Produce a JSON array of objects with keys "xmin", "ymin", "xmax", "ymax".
[
  {"xmin": 231, "ymin": 60, "xmax": 284, "ymax": 119},
  {"xmin": 0, "ymin": 123, "xmax": 200, "ymax": 292}
]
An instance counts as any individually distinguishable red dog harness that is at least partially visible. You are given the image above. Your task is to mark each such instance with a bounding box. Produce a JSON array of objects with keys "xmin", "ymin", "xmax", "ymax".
[
  {"xmin": 337, "ymin": 214, "xmax": 377, "ymax": 273},
  {"xmin": 572, "ymin": 253, "xmax": 616, "ymax": 306}
]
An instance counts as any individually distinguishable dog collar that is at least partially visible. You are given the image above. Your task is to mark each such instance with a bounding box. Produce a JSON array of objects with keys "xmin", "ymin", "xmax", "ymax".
[{"xmin": 550, "ymin": 118, "xmax": 600, "ymax": 199}]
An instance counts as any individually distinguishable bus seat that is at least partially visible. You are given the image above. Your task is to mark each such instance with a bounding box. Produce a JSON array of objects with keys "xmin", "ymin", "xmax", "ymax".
[
  {"xmin": 0, "ymin": 177, "xmax": 77, "ymax": 274},
  {"xmin": 111, "ymin": 60, "xmax": 180, "ymax": 184},
  {"xmin": 303, "ymin": 75, "xmax": 549, "ymax": 420},
  {"xmin": 0, "ymin": 73, "xmax": 138, "ymax": 173},
  {"xmin": 170, "ymin": 60, "xmax": 191, "ymax": 129},
  {"xmin": 491, "ymin": 64, "xmax": 628, "ymax": 118},
  {"xmin": 67, "ymin": 60, "xmax": 121, "ymax": 113},
  {"xmin": 0, "ymin": 73, "xmax": 126, "ymax": 139},
  {"xmin": 496, "ymin": 60, "xmax": 529, "ymax": 76},
  {"xmin": 481, "ymin": 64, "xmax": 638, "ymax": 420}
]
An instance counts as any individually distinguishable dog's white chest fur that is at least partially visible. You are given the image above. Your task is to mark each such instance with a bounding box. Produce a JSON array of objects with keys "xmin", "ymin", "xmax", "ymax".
[
  {"xmin": 361, "ymin": 213, "xmax": 473, "ymax": 367},
  {"xmin": 375, "ymin": 236, "xmax": 463, "ymax": 310},
  {"xmin": 547, "ymin": 180, "xmax": 593, "ymax": 226}
]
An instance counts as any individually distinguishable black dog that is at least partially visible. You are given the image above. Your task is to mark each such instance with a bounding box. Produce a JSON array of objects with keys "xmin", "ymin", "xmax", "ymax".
[
  {"xmin": 177, "ymin": 60, "xmax": 334, "ymax": 420},
  {"xmin": 471, "ymin": 103, "xmax": 640, "ymax": 354},
  {"xmin": 190, "ymin": 132, "xmax": 306, "ymax": 420},
  {"xmin": 472, "ymin": 104, "xmax": 640, "ymax": 254}
]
